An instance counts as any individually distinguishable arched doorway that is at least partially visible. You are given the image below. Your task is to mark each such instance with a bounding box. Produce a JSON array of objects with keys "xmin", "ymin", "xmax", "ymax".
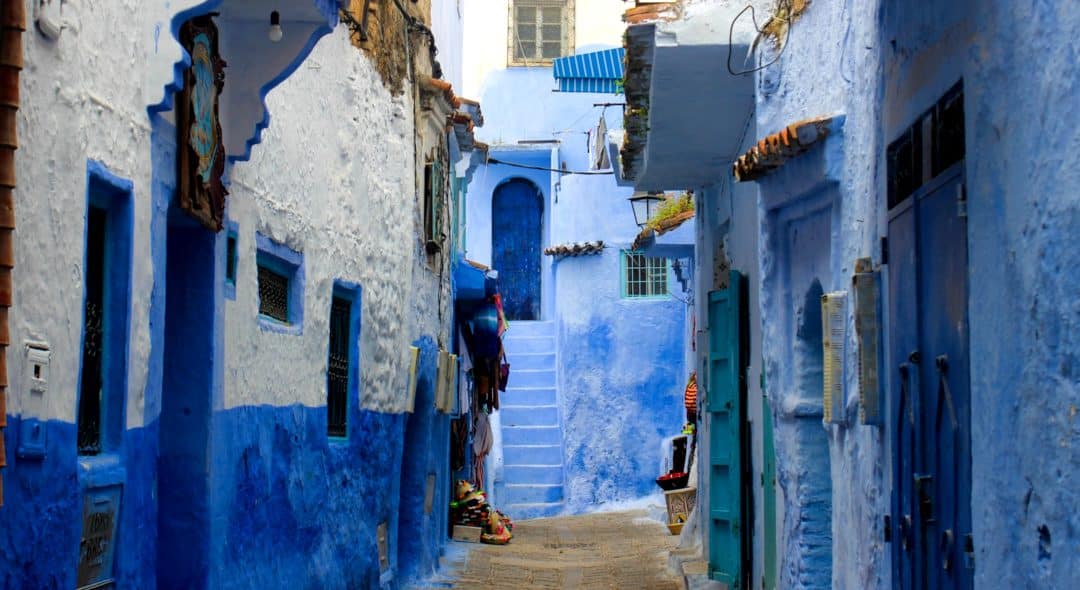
[{"xmin": 492, "ymin": 179, "xmax": 543, "ymax": 320}]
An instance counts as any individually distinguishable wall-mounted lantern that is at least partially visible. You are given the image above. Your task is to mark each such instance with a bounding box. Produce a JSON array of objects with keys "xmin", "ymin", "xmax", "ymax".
[{"xmin": 629, "ymin": 192, "xmax": 663, "ymax": 228}]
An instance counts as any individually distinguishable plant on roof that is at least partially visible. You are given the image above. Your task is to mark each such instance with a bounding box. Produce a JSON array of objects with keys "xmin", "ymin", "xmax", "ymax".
[{"xmin": 646, "ymin": 192, "xmax": 695, "ymax": 232}]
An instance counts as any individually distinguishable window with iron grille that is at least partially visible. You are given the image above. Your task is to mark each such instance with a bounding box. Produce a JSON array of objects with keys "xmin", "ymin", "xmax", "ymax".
[
  {"xmin": 327, "ymin": 295, "xmax": 351, "ymax": 437},
  {"xmin": 258, "ymin": 265, "xmax": 290, "ymax": 322},
  {"xmin": 424, "ymin": 159, "xmax": 445, "ymax": 254},
  {"xmin": 78, "ymin": 206, "xmax": 107, "ymax": 455},
  {"xmin": 508, "ymin": 0, "xmax": 574, "ymax": 66},
  {"xmin": 622, "ymin": 250, "xmax": 669, "ymax": 298},
  {"xmin": 256, "ymin": 233, "xmax": 304, "ymax": 332},
  {"xmin": 887, "ymin": 81, "xmax": 964, "ymax": 209},
  {"xmin": 78, "ymin": 163, "xmax": 135, "ymax": 457}
]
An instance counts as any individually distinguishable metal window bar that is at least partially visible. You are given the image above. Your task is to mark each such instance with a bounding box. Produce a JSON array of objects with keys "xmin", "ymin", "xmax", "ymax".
[
  {"xmin": 258, "ymin": 265, "xmax": 290, "ymax": 322},
  {"xmin": 327, "ymin": 296, "xmax": 350, "ymax": 437},
  {"xmin": 78, "ymin": 206, "xmax": 107, "ymax": 455},
  {"xmin": 887, "ymin": 82, "xmax": 964, "ymax": 209},
  {"xmin": 624, "ymin": 251, "xmax": 668, "ymax": 298}
]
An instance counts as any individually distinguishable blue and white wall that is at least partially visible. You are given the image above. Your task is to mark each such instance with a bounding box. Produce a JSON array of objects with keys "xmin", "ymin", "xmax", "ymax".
[
  {"xmin": 1, "ymin": 1, "xmax": 464, "ymax": 587},
  {"xmin": 462, "ymin": 0, "xmax": 690, "ymax": 514},
  {"xmin": 744, "ymin": 0, "xmax": 1079, "ymax": 588}
]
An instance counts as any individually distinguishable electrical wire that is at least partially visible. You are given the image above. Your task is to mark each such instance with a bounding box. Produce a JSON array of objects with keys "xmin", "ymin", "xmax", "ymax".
[
  {"xmin": 727, "ymin": 0, "xmax": 793, "ymax": 76},
  {"xmin": 486, "ymin": 157, "xmax": 614, "ymax": 175}
]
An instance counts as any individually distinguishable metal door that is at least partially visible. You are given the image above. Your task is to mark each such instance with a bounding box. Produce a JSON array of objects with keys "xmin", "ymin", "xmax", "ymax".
[
  {"xmin": 707, "ymin": 271, "xmax": 750, "ymax": 588},
  {"xmin": 888, "ymin": 164, "xmax": 973, "ymax": 590},
  {"xmin": 492, "ymin": 179, "xmax": 542, "ymax": 320}
]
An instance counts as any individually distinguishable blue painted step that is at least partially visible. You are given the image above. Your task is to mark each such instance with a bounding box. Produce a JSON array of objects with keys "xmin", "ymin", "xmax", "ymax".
[
  {"xmin": 503, "ymin": 483, "xmax": 564, "ymax": 504},
  {"xmin": 507, "ymin": 352, "xmax": 556, "ymax": 370},
  {"xmin": 504, "ymin": 465, "xmax": 563, "ymax": 485},
  {"xmin": 508, "ymin": 502, "xmax": 564, "ymax": 520},
  {"xmin": 503, "ymin": 336, "xmax": 555, "ymax": 354},
  {"xmin": 506, "ymin": 320, "xmax": 555, "ymax": 338},
  {"xmin": 501, "ymin": 425, "xmax": 561, "ymax": 446},
  {"xmin": 503, "ymin": 444, "xmax": 563, "ymax": 465},
  {"xmin": 502, "ymin": 386, "xmax": 556, "ymax": 406},
  {"xmin": 509, "ymin": 369, "xmax": 556, "ymax": 389},
  {"xmin": 500, "ymin": 405, "xmax": 559, "ymax": 427}
]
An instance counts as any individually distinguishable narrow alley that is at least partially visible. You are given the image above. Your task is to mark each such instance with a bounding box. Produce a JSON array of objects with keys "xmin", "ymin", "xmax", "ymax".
[{"xmin": 418, "ymin": 510, "xmax": 683, "ymax": 589}]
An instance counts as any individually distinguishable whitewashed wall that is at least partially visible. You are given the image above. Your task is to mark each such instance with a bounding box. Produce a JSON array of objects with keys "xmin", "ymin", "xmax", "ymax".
[
  {"xmin": 12, "ymin": 0, "xmax": 158, "ymax": 429},
  {"xmin": 225, "ymin": 31, "xmax": 450, "ymax": 413}
]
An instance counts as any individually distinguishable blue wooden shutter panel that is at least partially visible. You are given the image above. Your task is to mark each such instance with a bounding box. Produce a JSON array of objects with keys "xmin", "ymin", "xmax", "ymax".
[{"xmin": 707, "ymin": 270, "xmax": 747, "ymax": 586}]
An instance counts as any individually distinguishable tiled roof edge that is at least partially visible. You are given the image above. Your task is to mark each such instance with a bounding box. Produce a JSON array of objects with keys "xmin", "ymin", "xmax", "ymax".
[{"xmin": 732, "ymin": 114, "xmax": 844, "ymax": 182}]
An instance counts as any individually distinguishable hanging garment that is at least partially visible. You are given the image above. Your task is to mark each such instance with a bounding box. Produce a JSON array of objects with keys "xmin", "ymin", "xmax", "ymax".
[
  {"xmin": 684, "ymin": 372, "xmax": 698, "ymax": 421},
  {"xmin": 473, "ymin": 411, "xmax": 493, "ymax": 459},
  {"xmin": 451, "ymin": 418, "xmax": 468, "ymax": 472},
  {"xmin": 498, "ymin": 345, "xmax": 510, "ymax": 392}
]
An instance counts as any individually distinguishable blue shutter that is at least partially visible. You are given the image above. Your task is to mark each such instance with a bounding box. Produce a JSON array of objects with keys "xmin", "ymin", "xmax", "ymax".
[{"xmin": 707, "ymin": 270, "xmax": 747, "ymax": 586}]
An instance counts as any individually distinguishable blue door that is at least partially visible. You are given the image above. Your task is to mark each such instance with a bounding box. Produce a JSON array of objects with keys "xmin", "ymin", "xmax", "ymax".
[
  {"xmin": 492, "ymin": 179, "xmax": 542, "ymax": 320},
  {"xmin": 707, "ymin": 271, "xmax": 750, "ymax": 588},
  {"xmin": 888, "ymin": 163, "xmax": 973, "ymax": 590}
]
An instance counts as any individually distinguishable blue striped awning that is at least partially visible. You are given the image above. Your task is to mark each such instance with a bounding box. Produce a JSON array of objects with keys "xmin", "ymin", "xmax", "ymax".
[{"xmin": 553, "ymin": 48, "xmax": 625, "ymax": 94}]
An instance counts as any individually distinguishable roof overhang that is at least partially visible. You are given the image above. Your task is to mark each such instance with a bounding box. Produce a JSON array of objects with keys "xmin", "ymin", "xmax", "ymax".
[
  {"xmin": 149, "ymin": 0, "xmax": 346, "ymax": 163},
  {"xmin": 619, "ymin": 3, "xmax": 758, "ymax": 191}
]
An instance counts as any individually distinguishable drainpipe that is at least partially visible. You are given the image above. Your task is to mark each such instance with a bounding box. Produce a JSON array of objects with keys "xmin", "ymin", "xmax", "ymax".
[{"xmin": 0, "ymin": 0, "xmax": 24, "ymax": 507}]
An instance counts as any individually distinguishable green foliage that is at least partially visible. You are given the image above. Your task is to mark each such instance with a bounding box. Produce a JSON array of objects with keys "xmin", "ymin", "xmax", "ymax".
[{"xmin": 646, "ymin": 193, "xmax": 695, "ymax": 231}]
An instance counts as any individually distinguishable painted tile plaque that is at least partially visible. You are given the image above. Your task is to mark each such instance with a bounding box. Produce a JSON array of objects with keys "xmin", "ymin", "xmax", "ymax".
[{"xmin": 178, "ymin": 15, "xmax": 228, "ymax": 231}]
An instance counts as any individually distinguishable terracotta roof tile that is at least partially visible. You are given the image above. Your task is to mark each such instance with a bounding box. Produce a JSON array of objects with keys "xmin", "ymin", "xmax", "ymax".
[
  {"xmin": 733, "ymin": 115, "xmax": 838, "ymax": 182},
  {"xmin": 544, "ymin": 241, "xmax": 605, "ymax": 257},
  {"xmin": 623, "ymin": 2, "xmax": 681, "ymax": 24}
]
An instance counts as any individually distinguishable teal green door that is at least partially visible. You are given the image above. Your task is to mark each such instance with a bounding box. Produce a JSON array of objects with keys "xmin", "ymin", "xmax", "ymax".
[{"xmin": 707, "ymin": 271, "xmax": 750, "ymax": 587}]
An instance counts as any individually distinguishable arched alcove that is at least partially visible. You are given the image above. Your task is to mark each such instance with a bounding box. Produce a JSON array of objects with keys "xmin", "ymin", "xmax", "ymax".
[{"xmin": 789, "ymin": 277, "xmax": 834, "ymax": 589}]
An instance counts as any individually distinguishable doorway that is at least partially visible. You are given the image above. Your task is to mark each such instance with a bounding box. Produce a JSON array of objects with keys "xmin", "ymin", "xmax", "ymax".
[
  {"xmin": 888, "ymin": 163, "xmax": 972, "ymax": 590},
  {"xmin": 156, "ymin": 214, "xmax": 216, "ymax": 589},
  {"xmin": 887, "ymin": 81, "xmax": 971, "ymax": 590},
  {"xmin": 491, "ymin": 179, "xmax": 542, "ymax": 320}
]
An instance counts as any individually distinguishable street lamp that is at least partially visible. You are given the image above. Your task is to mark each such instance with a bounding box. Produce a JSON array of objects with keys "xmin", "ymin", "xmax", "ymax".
[{"xmin": 629, "ymin": 192, "xmax": 664, "ymax": 228}]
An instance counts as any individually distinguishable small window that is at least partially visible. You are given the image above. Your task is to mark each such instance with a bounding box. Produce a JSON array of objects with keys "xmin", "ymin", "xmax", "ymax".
[
  {"xmin": 258, "ymin": 266, "xmax": 290, "ymax": 321},
  {"xmin": 256, "ymin": 233, "xmax": 304, "ymax": 333},
  {"xmin": 622, "ymin": 250, "xmax": 669, "ymax": 299},
  {"xmin": 225, "ymin": 231, "xmax": 237, "ymax": 285},
  {"xmin": 224, "ymin": 223, "xmax": 238, "ymax": 300},
  {"xmin": 424, "ymin": 159, "xmax": 446, "ymax": 254},
  {"xmin": 887, "ymin": 81, "xmax": 964, "ymax": 209},
  {"xmin": 508, "ymin": 0, "xmax": 574, "ymax": 66},
  {"xmin": 78, "ymin": 206, "xmax": 107, "ymax": 455},
  {"xmin": 327, "ymin": 283, "xmax": 360, "ymax": 437},
  {"xmin": 78, "ymin": 161, "xmax": 134, "ymax": 456}
]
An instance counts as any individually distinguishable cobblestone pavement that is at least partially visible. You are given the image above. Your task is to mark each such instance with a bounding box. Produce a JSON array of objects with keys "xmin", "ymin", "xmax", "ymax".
[{"xmin": 430, "ymin": 510, "xmax": 683, "ymax": 589}]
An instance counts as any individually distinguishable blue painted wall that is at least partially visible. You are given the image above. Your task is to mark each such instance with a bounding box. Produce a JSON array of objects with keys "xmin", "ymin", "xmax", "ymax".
[
  {"xmin": 963, "ymin": 3, "xmax": 1080, "ymax": 588},
  {"xmin": 554, "ymin": 251, "xmax": 686, "ymax": 510},
  {"xmin": 397, "ymin": 336, "xmax": 451, "ymax": 585},
  {"xmin": 739, "ymin": 1, "xmax": 1080, "ymax": 587}
]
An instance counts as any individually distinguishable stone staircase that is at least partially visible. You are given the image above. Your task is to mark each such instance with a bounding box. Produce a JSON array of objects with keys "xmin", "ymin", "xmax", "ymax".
[{"xmin": 499, "ymin": 320, "xmax": 564, "ymax": 520}]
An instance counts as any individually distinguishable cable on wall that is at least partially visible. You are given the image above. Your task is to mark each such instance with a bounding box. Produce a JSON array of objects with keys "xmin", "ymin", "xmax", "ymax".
[{"xmin": 727, "ymin": 0, "xmax": 793, "ymax": 76}]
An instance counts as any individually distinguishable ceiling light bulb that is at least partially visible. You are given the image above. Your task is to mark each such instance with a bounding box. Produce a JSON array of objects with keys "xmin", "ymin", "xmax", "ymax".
[{"xmin": 269, "ymin": 11, "xmax": 283, "ymax": 42}]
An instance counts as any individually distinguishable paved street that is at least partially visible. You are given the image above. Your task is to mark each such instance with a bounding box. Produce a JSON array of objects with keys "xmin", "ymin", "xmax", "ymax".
[{"xmin": 421, "ymin": 510, "xmax": 683, "ymax": 589}]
